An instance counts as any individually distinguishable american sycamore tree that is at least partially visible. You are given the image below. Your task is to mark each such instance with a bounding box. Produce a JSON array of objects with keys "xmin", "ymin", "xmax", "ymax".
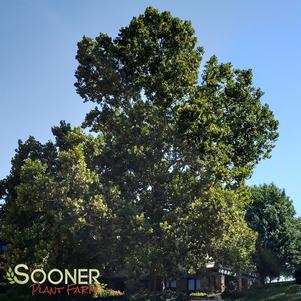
[
  {"xmin": 74, "ymin": 7, "xmax": 278, "ymax": 279},
  {"xmin": 1, "ymin": 7, "xmax": 278, "ymax": 286}
]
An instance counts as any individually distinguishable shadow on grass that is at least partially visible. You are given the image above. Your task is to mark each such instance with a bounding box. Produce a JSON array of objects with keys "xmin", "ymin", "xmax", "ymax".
[{"xmin": 232, "ymin": 282, "xmax": 301, "ymax": 301}]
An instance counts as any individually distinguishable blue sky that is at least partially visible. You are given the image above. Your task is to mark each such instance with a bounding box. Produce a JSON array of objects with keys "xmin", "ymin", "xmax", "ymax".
[{"xmin": 0, "ymin": 1, "xmax": 300, "ymax": 215}]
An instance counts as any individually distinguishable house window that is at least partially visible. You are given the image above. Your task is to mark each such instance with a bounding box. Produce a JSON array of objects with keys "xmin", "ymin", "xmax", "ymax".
[
  {"xmin": 166, "ymin": 280, "xmax": 176, "ymax": 290},
  {"xmin": 170, "ymin": 280, "xmax": 176, "ymax": 288},
  {"xmin": 196, "ymin": 279, "xmax": 201, "ymax": 290},
  {"xmin": 187, "ymin": 278, "xmax": 201, "ymax": 291},
  {"xmin": 188, "ymin": 279, "xmax": 195, "ymax": 291}
]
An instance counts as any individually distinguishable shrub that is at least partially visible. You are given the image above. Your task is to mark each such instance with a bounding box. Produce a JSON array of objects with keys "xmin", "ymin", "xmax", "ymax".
[
  {"xmin": 190, "ymin": 291, "xmax": 207, "ymax": 297},
  {"xmin": 175, "ymin": 292, "xmax": 187, "ymax": 301},
  {"xmin": 94, "ymin": 282, "xmax": 125, "ymax": 299}
]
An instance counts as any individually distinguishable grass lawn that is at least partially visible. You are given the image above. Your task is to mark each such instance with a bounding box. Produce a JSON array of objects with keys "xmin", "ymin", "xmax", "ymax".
[{"xmin": 231, "ymin": 282, "xmax": 301, "ymax": 301}]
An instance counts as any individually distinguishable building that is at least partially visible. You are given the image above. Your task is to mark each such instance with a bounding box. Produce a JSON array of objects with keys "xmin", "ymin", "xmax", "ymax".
[{"xmin": 102, "ymin": 264, "xmax": 259, "ymax": 293}]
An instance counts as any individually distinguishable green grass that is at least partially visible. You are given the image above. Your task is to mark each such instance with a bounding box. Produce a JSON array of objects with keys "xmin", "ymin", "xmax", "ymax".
[{"xmin": 230, "ymin": 282, "xmax": 301, "ymax": 301}]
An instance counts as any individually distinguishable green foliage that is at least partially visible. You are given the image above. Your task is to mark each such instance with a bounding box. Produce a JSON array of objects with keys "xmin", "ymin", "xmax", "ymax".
[
  {"xmin": 190, "ymin": 291, "xmax": 207, "ymax": 297},
  {"xmin": 177, "ymin": 56, "xmax": 278, "ymax": 185},
  {"xmin": 0, "ymin": 123, "xmax": 119, "ymax": 271},
  {"xmin": 75, "ymin": 7, "xmax": 202, "ymax": 112},
  {"xmin": 246, "ymin": 184, "xmax": 301, "ymax": 282},
  {"xmin": 96, "ymin": 288, "xmax": 124, "ymax": 298},
  {"xmin": 93, "ymin": 282, "xmax": 124, "ymax": 298}
]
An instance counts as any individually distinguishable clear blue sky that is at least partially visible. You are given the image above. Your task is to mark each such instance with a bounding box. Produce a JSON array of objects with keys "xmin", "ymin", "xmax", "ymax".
[{"xmin": 0, "ymin": 1, "xmax": 300, "ymax": 215}]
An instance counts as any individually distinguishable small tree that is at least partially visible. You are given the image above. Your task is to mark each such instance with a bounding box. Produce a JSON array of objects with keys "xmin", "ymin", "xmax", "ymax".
[{"xmin": 246, "ymin": 183, "xmax": 301, "ymax": 283}]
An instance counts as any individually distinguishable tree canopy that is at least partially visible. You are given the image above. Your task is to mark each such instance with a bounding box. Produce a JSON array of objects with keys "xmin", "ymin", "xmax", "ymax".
[{"xmin": 73, "ymin": 7, "xmax": 278, "ymax": 277}]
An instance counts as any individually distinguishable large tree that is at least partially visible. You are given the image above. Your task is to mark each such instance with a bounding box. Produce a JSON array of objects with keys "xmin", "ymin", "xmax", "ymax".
[
  {"xmin": 74, "ymin": 7, "xmax": 279, "ymax": 282},
  {"xmin": 246, "ymin": 183, "xmax": 301, "ymax": 283},
  {"xmin": 0, "ymin": 7, "xmax": 280, "ymax": 289}
]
